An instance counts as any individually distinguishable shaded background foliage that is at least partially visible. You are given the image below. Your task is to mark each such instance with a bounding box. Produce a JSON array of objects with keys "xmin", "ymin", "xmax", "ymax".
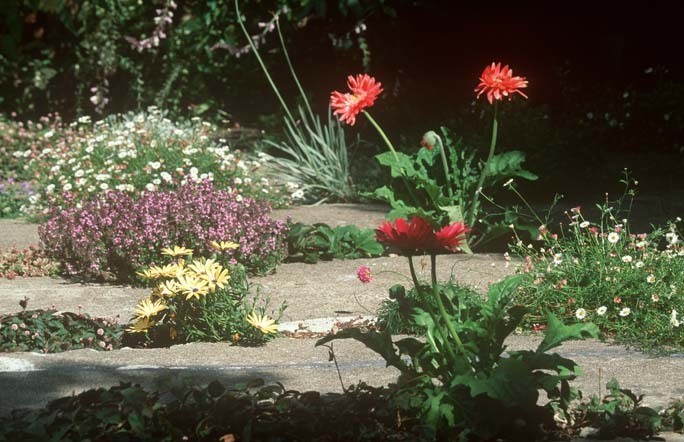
[{"xmin": 1, "ymin": 1, "xmax": 683, "ymax": 196}]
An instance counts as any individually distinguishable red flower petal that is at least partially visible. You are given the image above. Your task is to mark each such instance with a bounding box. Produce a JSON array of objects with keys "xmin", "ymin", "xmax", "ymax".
[
  {"xmin": 474, "ymin": 62, "xmax": 528, "ymax": 104},
  {"xmin": 330, "ymin": 74, "xmax": 383, "ymax": 126}
]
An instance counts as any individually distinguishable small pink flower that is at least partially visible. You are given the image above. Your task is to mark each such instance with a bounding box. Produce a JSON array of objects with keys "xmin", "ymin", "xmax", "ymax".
[
  {"xmin": 570, "ymin": 206, "xmax": 581, "ymax": 214},
  {"xmin": 11, "ymin": 323, "xmax": 18, "ymax": 331},
  {"xmin": 357, "ymin": 265, "xmax": 373, "ymax": 284},
  {"xmin": 98, "ymin": 341, "xmax": 106, "ymax": 348},
  {"xmin": 97, "ymin": 328, "xmax": 104, "ymax": 336}
]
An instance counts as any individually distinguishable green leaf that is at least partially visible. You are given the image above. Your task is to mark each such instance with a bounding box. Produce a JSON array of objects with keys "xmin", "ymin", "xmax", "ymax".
[
  {"xmin": 536, "ymin": 312, "xmax": 600, "ymax": 354},
  {"xmin": 316, "ymin": 328, "xmax": 409, "ymax": 373},
  {"xmin": 484, "ymin": 150, "xmax": 538, "ymax": 183},
  {"xmin": 452, "ymin": 358, "xmax": 539, "ymax": 407}
]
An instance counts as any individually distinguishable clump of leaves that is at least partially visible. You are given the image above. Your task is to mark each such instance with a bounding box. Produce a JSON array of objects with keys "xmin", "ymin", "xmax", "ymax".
[
  {"xmin": 370, "ymin": 127, "xmax": 538, "ymax": 250},
  {"xmin": 376, "ymin": 279, "xmax": 481, "ymax": 335},
  {"xmin": 0, "ymin": 298, "xmax": 124, "ymax": 353},
  {"xmin": 0, "ymin": 244, "xmax": 58, "ymax": 279},
  {"xmin": 319, "ymin": 275, "xmax": 600, "ymax": 440},
  {"xmin": 0, "ymin": 380, "xmax": 429, "ymax": 442},
  {"xmin": 285, "ymin": 222, "xmax": 386, "ymax": 263},
  {"xmin": 573, "ymin": 379, "xmax": 663, "ymax": 439}
]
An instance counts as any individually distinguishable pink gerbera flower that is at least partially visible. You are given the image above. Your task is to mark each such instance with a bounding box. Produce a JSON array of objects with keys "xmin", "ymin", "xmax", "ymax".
[{"xmin": 330, "ymin": 74, "xmax": 383, "ymax": 126}]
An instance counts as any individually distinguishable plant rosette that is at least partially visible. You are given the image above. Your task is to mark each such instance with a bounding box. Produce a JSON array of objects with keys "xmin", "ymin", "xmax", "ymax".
[
  {"xmin": 330, "ymin": 66, "xmax": 537, "ymax": 250},
  {"xmin": 318, "ymin": 215, "xmax": 600, "ymax": 440}
]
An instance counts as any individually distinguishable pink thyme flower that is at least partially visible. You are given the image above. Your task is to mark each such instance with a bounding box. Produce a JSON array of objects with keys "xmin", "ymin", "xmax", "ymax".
[
  {"xmin": 97, "ymin": 328, "xmax": 104, "ymax": 336},
  {"xmin": 357, "ymin": 265, "xmax": 373, "ymax": 283}
]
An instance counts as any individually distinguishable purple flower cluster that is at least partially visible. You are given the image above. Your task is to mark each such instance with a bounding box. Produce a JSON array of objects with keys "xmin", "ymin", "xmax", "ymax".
[{"xmin": 39, "ymin": 180, "xmax": 288, "ymax": 280}]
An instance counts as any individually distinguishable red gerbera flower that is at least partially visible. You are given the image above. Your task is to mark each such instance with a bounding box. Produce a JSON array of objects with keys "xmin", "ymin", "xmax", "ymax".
[
  {"xmin": 376, "ymin": 217, "xmax": 470, "ymax": 255},
  {"xmin": 434, "ymin": 221, "xmax": 470, "ymax": 252},
  {"xmin": 330, "ymin": 74, "xmax": 383, "ymax": 126},
  {"xmin": 475, "ymin": 62, "xmax": 528, "ymax": 104},
  {"xmin": 375, "ymin": 216, "xmax": 434, "ymax": 254}
]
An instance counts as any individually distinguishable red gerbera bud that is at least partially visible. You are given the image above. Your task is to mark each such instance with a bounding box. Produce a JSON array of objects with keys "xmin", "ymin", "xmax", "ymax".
[
  {"xmin": 330, "ymin": 74, "xmax": 383, "ymax": 126},
  {"xmin": 475, "ymin": 62, "xmax": 528, "ymax": 104}
]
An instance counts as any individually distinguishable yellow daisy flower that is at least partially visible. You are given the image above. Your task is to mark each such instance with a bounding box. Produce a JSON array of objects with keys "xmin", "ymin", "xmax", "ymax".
[
  {"xmin": 188, "ymin": 258, "xmax": 219, "ymax": 275},
  {"xmin": 137, "ymin": 267, "xmax": 161, "ymax": 280},
  {"xmin": 210, "ymin": 240, "xmax": 240, "ymax": 251},
  {"xmin": 176, "ymin": 273, "xmax": 211, "ymax": 301},
  {"xmin": 126, "ymin": 317, "xmax": 155, "ymax": 333},
  {"xmin": 246, "ymin": 312, "xmax": 279, "ymax": 334},
  {"xmin": 157, "ymin": 280, "xmax": 179, "ymax": 298},
  {"xmin": 200, "ymin": 265, "xmax": 230, "ymax": 290},
  {"xmin": 161, "ymin": 246, "xmax": 194, "ymax": 257},
  {"xmin": 133, "ymin": 298, "xmax": 168, "ymax": 319}
]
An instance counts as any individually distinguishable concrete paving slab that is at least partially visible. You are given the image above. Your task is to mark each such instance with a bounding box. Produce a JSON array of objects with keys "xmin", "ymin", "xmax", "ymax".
[
  {"xmin": 0, "ymin": 254, "xmax": 514, "ymax": 321},
  {"xmin": 0, "ymin": 218, "xmax": 41, "ymax": 250},
  {"xmin": 1, "ymin": 336, "xmax": 683, "ymax": 416}
]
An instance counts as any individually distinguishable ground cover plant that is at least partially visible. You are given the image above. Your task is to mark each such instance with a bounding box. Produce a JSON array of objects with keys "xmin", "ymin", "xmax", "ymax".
[
  {"xmin": 0, "ymin": 298, "xmax": 124, "ymax": 353},
  {"xmin": 0, "ymin": 244, "xmax": 57, "ymax": 279},
  {"xmin": 0, "ymin": 109, "xmax": 293, "ymax": 218},
  {"xmin": 285, "ymin": 222, "xmax": 385, "ymax": 263},
  {"xmin": 329, "ymin": 65, "xmax": 538, "ymax": 251},
  {"xmin": 1, "ymin": 378, "xmax": 683, "ymax": 442},
  {"xmin": 39, "ymin": 180, "xmax": 289, "ymax": 281},
  {"xmin": 510, "ymin": 177, "xmax": 684, "ymax": 351},
  {"xmin": 129, "ymin": 247, "xmax": 284, "ymax": 347}
]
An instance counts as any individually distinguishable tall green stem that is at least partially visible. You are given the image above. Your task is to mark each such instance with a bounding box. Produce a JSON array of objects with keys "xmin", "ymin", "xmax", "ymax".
[
  {"xmin": 363, "ymin": 110, "xmax": 421, "ymax": 207},
  {"xmin": 234, "ymin": 0, "xmax": 295, "ymax": 125},
  {"xmin": 469, "ymin": 101, "xmax": 499, "ymax": 227},
  {"xmin": 275, "ymin": 18, "xmax": 314, "ymax": 122},
  {"xmin": 430, "ymin": 254, "xmax": 473, "ymax": 370},
  {"xmin": 362, "ymin": 111, "xmax": 398, "ymax": 160}
]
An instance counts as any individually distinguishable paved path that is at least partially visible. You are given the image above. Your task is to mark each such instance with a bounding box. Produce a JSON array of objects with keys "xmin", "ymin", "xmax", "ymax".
[{"xmin": 1, "ymin": 205, "xmax": 684, "ymax": 440}]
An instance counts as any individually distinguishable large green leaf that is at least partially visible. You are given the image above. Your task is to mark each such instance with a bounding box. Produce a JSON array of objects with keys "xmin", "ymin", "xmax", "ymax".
[
  {"xmin": 536, "ymin": 312, "xmax": 600, "ymax": 354},
  {"xmin": 484, "ymin": 150, "xmax": 538, "ymax": 183},
  {"xmin": 316, "ymin": 328, "xmax": 409, "ymax": 373},
  {"xmin": 451, "ymin": 358, "xmax": 539, "ymax": 408}
]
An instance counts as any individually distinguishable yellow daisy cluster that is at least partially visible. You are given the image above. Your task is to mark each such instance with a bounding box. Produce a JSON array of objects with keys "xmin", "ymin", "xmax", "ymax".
[{"xmin": 129, "ymin": 246, "xmax": 231, "ymax": 333}]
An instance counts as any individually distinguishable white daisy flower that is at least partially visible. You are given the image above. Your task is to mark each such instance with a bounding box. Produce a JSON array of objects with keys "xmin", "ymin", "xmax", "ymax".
[
  {"xmin": 647, "ymin": 274, "xmax": 656, "ymax": 284},
  {"xmin": 607, "ymin": 232, "xmax": 620, "ymax": 244},
  {"xmin": 635, "ymin": 261, "xmax": 644, "ymax": 268},
  {"xmin": 596, "ymin": 306, "xmax": 607, "ymax": 316},
  {"xmin": 575, "ymin": 308, "xmax": 587, "ymax": 320},
  {"xmin": 579, "ymin": 221, "xmax": 590, "ymax": 228},
  {"xmin": 553, "ymin": 253, "xmax": 563, "ymax": 266},
  {"xmin": 671, "ymin": 310, "xmax": 680, "ymax": 328},
  {"xmin": 619, "ymin": 307, "xmax": 631, "ymax": 317},
  {"xmin": 621, "ymin": 255, "xmax": 632, "ymax": 263}
]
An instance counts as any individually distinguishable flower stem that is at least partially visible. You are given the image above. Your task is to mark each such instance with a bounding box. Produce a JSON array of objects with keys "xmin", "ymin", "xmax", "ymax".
[
  {"xmin": 432, "ymin": 134, "xmax": 454, "ymax": 200},
  {"xmin": 430, "ymin": 254, "xmax": 473, "ymax": 370},
  {"xmin": 363, "ymin": 111, "xmax": 399, "ymax": 160},
  {"xmin": 363, "ymin": 110, "xmax": 421, "ymax": 207},
  {"xmin": 469, "ymin": 101, "xmax": 499, "ymax": 228}
]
